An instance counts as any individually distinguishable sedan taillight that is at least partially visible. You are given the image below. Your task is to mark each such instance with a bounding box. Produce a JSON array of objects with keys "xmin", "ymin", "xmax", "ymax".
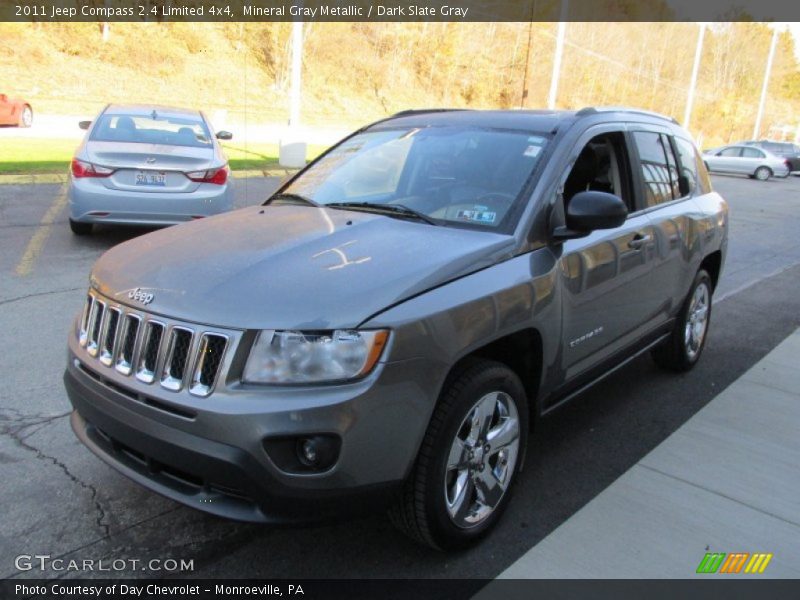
[
  {"xmin": 71, "ymin": 158, "xmax": 114, "ymax": 178},
  {"xmin": 186, "ymin": 165, "xmax": 229, "ymax": 185}
]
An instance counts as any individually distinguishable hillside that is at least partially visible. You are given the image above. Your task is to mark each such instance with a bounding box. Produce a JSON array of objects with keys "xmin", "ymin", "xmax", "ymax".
[{"xmin": 1, "ymin": 21, "xmax": 798, "ymax": 147}]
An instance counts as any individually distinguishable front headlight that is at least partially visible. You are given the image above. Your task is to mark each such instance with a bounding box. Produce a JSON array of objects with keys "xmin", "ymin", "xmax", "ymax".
[{"xmin": 243, "ymin": 329, "xmax": 389, "ymax": 384}]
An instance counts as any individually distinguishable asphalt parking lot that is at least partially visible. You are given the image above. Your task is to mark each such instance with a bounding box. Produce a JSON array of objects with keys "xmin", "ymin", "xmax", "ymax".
[{"xmin": 1, "ymin": 173, "xmax": 799, "ymax": 580}]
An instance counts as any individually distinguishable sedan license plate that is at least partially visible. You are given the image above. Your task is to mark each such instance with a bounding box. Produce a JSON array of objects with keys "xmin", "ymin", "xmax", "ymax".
[{"xmin": 135, "ymin": 170, "xmax": 166, "ymax": 186}]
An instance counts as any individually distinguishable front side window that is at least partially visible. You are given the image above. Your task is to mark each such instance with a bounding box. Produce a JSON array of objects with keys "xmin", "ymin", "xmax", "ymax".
[
  {"xmin": 280, "ymin": 126, "xmax": 549, "ymax": 231},
  {"xmin": 90, "ymin": 113, "xmax": 212, "ymax": 148},
  {"xmin": 718, "ymin": 147, "xmax": 741, "ymax": 157},
  {"xmin": 562, "ymin": 131, "xmax": 634, "ymax": 212}
]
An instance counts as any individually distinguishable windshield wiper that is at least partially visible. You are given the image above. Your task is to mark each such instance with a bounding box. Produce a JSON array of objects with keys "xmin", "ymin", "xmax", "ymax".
[
  {"xmin": 325, "ymin": 202, "xmax": 437, "ymax": 225},
  {"xmin": 265, "ymin": 193, "xmax": 320, "ymax": 207}
]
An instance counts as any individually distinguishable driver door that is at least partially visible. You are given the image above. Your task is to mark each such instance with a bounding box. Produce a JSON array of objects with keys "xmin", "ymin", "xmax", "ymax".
[{"xmin": 557, "ymin": 128, "xmax": 657, "ymax": 379}]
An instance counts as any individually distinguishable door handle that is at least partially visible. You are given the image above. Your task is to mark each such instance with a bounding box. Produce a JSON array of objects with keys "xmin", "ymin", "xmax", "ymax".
[{"xmin": 628, "ymin": 233, "xmax": 652, "ymax": 249}]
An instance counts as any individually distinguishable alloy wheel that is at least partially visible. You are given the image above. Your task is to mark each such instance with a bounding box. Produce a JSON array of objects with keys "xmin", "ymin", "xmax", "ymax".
[
  {"xmin": 684, "ymin": 281, "xmax": 710, "ymax": 360},
  {"xmin": 444, "ymin": 391, "xmax": 520, "ymax": 528}
]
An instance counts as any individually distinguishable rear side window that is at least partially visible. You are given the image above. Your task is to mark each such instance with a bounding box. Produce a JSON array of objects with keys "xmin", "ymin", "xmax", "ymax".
[
  {"xmin": 632, "ymin": 131, "xmax": 680, "ymax": 208},
  {"xmin": 673, "ymin": 137, "xmax": 702, "ymax": 196},
  {"xmin": 741, "ymin": 147, "xmax": 765, "ymax": 159}
]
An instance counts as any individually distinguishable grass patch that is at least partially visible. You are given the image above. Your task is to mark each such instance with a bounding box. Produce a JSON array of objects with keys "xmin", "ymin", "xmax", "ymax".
[
  {"xmin": 0, "ymin": 138, "xmax": 78, "ymax": 174},
  {"xmin": 0, "ymin": 138, "xmax": 327, "ymax": 175}
]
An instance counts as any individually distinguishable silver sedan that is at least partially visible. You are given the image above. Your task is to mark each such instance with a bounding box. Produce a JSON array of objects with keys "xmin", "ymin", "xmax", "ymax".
[
  {"xmin": 68, "ymin": 104, "xmax": 234, "ymax": 235},
  {"xmin": 702, "ymin": 144, "xmax": 790, "ymax": 181}
]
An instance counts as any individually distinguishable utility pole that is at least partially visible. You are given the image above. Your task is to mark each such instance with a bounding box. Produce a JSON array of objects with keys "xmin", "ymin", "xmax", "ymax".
[
  {"xmin": 520, "ymin": 21, "xmax": 535, "ymax": 108},
  {"xmin": 289, "ymin": 20, "xmax": 303, "ymax": 128},
  {"xmin": 753, "ymin": 25, "xmax": 780, "ymax": 140},
  {"xmin": 683, "ymin": 22, "xmax": 706, "ymax": 131},
  {"xmin": 547, "ymin": 0, "xmax": 569, "ymax": 110}
]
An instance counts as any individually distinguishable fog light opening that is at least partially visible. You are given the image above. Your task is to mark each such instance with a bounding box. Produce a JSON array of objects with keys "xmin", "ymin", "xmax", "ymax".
[
  {"xmin": 295, "ymin": 436, "xmax": 338, "ymax": 470},
  {"xmin": 300, "ymin": 439, "xmax": 318, "ymax": 465}
]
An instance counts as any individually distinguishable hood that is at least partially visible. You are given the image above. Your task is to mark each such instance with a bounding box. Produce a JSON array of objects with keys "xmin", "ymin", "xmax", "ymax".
[{"xmin": 91, "ymin": 205, "xmax": 515, "ymax": 330}]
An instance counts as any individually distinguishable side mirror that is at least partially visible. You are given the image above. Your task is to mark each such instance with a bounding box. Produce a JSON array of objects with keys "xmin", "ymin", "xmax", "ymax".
[
  {"xmin": 216, "ymin": 130, "xmax": 233, "ymax": 141},
  {"xmin": 553, "ymin": 191, "xmax": 628, "ymax": 240},
  {"xmin": 79, "ymin": 120, "xmax": 92, "ymax": 130}
]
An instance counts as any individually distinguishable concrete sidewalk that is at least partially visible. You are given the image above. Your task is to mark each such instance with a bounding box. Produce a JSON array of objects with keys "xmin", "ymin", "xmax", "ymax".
[{"xmin": 491, "ymin": 328, "xmax": 800, "ymax": 580}]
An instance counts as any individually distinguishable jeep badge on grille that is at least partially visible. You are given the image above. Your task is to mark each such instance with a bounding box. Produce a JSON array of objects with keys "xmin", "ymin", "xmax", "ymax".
[{"xmin": 128, "ymin": 288, "xmax": 154, "ymax": 305}]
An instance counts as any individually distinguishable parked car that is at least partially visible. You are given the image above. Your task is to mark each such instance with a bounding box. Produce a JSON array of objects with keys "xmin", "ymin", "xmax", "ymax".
[
  {"xmin": 68, "ymin": 104, "xmax": 234, "ymax": 235},
  {"xmin": 702, "ymin": 143, "xmax": 790, "ymax": 180},
  {"xmin": 743, "ymin": 140, "xmax": 800, "ymax": 175},
  {"xmin": 64, "ymin": 107, "xmax": 727, "ymax": 550},
  {"xmin": 0, "ymin": 93, "xmax": 32, "ymax": 127}
]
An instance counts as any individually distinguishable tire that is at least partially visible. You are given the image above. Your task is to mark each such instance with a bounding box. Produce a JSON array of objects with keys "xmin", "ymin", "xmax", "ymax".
[
  {"xmin": 754, "ymin": 166, "xmax": 771, "ymax": 181},
  {"xmin": 19, "ymin": 105, "xmax": 32, "ymax": 128},
  {"xmin": 69, "ymin": 219, "xmax": 92, "ymax": 235},
  {"xmin": 389, "ymin": 358, "xmax": 529, "ymax": 550},
  {"xmin": 652, "ymin": 269, "xmax": 712, "ymax": 372}
]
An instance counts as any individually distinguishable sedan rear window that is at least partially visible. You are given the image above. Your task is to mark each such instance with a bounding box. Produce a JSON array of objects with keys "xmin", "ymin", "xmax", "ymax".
[
  {"xmin": 90, "ymin": 113, "xmax": 212, "ymax": 148},
  {"xmin": 282, "ymin": 126, "xmax": 548, "ymax": 231}
]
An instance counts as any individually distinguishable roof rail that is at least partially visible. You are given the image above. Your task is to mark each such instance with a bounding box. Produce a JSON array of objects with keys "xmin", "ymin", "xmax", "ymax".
[
  {"xmin": 390, "ymin": 108, "xmax": 469, "ymax": 118},
  {"xmin": 576, "ymin": 106, "xmax": 679, "ymax": 125}
]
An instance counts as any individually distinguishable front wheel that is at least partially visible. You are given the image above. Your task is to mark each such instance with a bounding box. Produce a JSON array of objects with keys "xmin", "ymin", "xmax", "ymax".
[
  {"xmin": 652, "ymin": 269, "xmax": 712, "ymax": 372},
  {"xmin": 19, "ymin": 105, "xmax": 32, "ymax": 128},
  {"xmin": 389, "ymin": 359, "xmax": 528, "ymax": 550},
  {"xmin": 754, "ymin": 166, "xmax": 771, "ymax": 181}
]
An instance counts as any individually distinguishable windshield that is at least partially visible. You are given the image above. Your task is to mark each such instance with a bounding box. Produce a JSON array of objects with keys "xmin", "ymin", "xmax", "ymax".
[
  {"xmin": 280, "ymin": 126, "xmax": 548, "ymax": 230},
  {"xmin": 90, "ymin": 113, "xmax": 213, "ymax": 148}
]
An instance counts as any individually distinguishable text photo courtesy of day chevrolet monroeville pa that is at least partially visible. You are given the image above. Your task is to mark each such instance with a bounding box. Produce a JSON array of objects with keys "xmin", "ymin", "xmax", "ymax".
[{"xmin": 1, "ymin": 1, "xmax": 800, "ymax": 599}]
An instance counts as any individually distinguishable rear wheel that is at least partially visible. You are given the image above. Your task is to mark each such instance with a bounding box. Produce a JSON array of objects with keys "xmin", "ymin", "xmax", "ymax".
[
  {"xmin": 19, "ymin": 105, "xmax": 32, "ymax": 128},
  {"xmin": 389, "ymin": 358, "xmax": 528, "ymax": 550},
  {"xmin": 754, "ymin": 166, "xmax": 771, "ymax": 181},
  {"xmin": 69, "ymin": 219, "xmax": 92, "ymax": 235},
  {"xmin": 652, "ymin": 269, "xmax": 712, "ymax": 372}
]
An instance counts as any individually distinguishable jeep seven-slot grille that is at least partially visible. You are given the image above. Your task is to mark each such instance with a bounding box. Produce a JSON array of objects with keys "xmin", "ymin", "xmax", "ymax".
[{"xmin": 78, "ymin": 291, "xmax": 229, "ymax": 397}]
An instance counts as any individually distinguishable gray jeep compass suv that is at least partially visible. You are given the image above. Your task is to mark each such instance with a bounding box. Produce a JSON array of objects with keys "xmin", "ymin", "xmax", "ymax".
[{"xmin": 64, "ymin": 107, "xmax": 728, "ymax": 550}]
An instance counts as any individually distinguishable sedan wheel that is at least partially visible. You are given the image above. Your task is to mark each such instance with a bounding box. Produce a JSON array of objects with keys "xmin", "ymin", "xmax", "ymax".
[
  {"xmin": 389, "ymin": 358, "xmax": 528, "ymax": 550},
  {"xmin": 754, "ymin": 166, "xmax": 771, "ymax": 181}
]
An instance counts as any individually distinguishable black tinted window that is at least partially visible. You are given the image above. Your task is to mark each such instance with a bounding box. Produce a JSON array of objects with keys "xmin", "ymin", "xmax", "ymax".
[{"xmin": 633, "ymin": 131, "xmax": 675, "ymax": 207}]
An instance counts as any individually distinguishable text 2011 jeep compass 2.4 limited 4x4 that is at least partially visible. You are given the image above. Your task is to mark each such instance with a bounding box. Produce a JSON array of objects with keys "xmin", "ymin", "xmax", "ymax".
[{"xmin": 65, "ymin": 108, "xmax": 727, "ymax": 550}]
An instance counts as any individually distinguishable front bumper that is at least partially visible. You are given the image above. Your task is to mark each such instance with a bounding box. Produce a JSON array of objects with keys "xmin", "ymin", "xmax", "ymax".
[{"xmin": 64, "ymin": 338, "xmax": 440, "ymax": 523}]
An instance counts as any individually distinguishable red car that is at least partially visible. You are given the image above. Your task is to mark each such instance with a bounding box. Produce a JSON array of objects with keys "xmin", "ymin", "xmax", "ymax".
[{"xmin": 0, "ymin": 93, "xmax": 33, "ymax": 127}]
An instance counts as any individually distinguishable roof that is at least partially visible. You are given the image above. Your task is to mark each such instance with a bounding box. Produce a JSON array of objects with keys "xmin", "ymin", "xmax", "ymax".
[
  {"xmin": 370, "ymin": 106, "xmax": 678, "ymax": 132},
  {"xmin": 370, "ymin": 109, "xmax": 578, "ymax": 133},
  {"xmin": 104, "ymin": 104, "xmax": 202, "ymax": 118}
]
